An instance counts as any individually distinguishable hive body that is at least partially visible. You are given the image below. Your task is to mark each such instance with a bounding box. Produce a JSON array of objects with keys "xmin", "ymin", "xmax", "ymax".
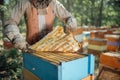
[{"xmin": 23, "ymin": 52, "xmax": 95, "ymax": 80}]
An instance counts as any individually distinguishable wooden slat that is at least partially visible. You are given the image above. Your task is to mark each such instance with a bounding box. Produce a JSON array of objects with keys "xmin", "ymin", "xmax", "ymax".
[
  {"xmin": 33, "ymin": 51, "xmax": 85, "ymax": 65},
  {"xmin": 23, "ymin": 68, "xmax": 40, "ymax": 80},
  {"xmin": 98, "ymin": 65, "xmax": 120, "ymax": 80},
  {"xmin": 88, "ymin": 38, "xmax": 107, "ymax": 46},
  {"xmin": 34, "ymin": 52, "xmax": 60, "ymax": 65},
  {"xmin": 30, "ymin": 26, "xmax": 66, "ymax": 49},
  {"xmin": 100, "ymin": 52, "xmax": 120, "ymax": 69}
]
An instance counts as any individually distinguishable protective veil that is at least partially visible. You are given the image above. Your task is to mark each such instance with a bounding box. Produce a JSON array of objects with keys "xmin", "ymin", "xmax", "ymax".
[{"xmin": 31, "ymin": 0, "xmax": 52, "ymax": 9}]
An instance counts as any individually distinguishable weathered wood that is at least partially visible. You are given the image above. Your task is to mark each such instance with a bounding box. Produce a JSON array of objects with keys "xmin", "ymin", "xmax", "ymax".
[
  {"xmin": 98, "ymin": 64, "xmax": 120, "ymax": 80},
  {"xmin": 100, "ymin": 52, "xmax": 120, "ymax": 69},
  {"xmin": 33, "ymin": 51, "xmax": 85, "ymax": 65},
  {"xmin": 105, "ymin": 34, "xmax": 120, "ymax": 51},
  {"xmin": 88, "ymin": 38, "xmax": 107, "ymax": 46},
  {"xmin": 23, "ymin": 68, "xmax": 40, "ymax": 80},
  {"xmin": 30, "ymin": 26, "xmax": 80, "ymax": 52}
]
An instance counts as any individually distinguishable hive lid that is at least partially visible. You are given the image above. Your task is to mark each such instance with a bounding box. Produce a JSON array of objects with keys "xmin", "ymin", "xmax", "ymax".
[
  {"xmin": 105, "ymin": 34, "xmax": 120, "ymax": 38},
  {"xmin": 103, "ymin": 52, "xmax": 120, "ymax": 58}
]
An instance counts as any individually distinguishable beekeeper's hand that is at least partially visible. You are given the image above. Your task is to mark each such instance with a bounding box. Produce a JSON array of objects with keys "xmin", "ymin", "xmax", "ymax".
[
  {"xmin": 65, "ymin": 17, "xmax": 77, "ymax": 34},
  {"xmin": 13, "ymin": 36, "xmax": 28, "ymax": 51},
  {"xmin": 4, "ymin": 24, "xmax": 27, "ymax": 51}
]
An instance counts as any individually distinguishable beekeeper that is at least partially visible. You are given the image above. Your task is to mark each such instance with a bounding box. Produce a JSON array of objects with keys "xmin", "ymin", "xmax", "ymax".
[{"xmin": 3, "ymin": 0, "xmax": 77, "ymax": 50}]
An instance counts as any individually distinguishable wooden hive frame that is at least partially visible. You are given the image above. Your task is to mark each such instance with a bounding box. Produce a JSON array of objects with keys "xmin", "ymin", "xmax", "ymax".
[
  {"xmin": 32, "ymin": 51, "xmax": 85, "ymax": 65},
  {"xmin": 97, "ymin": 65, "xmax": 120, "ymax": 80},
  {"xmin": 30, "ymin": 26, "xmax": 81, "ymax": 52},
  {"xmin": 30, "ymin": 26, "xmax": 66, "ymax": 49}
]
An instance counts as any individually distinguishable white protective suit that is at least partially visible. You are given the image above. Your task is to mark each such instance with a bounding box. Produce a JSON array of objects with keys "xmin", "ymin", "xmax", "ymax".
[{"xmin": 3, "ymin": 0, "xmax": 77, "ymax": 50}]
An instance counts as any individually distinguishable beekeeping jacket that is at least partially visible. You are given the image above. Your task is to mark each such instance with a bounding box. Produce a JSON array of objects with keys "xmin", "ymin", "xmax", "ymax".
[{"xmin": 4, "ymin": 0, "xmax": 77, "ymax": 45}]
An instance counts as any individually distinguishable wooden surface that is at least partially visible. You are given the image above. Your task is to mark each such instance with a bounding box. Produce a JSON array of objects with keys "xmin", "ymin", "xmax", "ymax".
[
  {"xmin": 23, "ymin": 68, "xmax": 40, "ymax": 80},
  {"xmin": 98, "ymin": 65, "xmax": 120, "ymax": 80},
  {"xmin": 105, "ymin": 34, "xmax": 120, "ymax": 51},
  {"xmin": 90, "ymin": 31, "xmax": 98, "ymax": 38},
  {"xmin": 100, "ymin": 52, "xmax": 120, "ymax": 69},
  {"xmin": 107, "ymin": 45, "xmax": 120, "ymax": 51},
  {"xmin": 97, "ymin": 30, "xmax": 107, "ymax": 39},
  {"xmin": 30, "ymin": 26, "xmax": 81, "ymax": 52},
  {"xmin": 105, "ymin": 37, "xmax": 120, "ymax": 42},
  {"xmin": 88, "ymin": 38, "xmax": 107, "ymax": 46}
]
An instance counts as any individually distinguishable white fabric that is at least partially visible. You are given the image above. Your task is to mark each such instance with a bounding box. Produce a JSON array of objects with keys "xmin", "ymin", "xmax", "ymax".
[
  {"xmin": 4, "ymin": 0, "xmax": 77, "ymax": 42},
  {"xmin": 4, "ymin": 25, "xmax": 21, "ymax": 41},
  {"xmin": 7, "ymin": 0, "xmax": 77, "ymax": 30},
  {"xmin": 38, "ymin": 15, "xmax": 46, "ymax": 32}
]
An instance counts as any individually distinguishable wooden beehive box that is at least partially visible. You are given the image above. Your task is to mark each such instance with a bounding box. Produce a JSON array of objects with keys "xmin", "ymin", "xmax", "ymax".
[
  {"xmin": 23, "ymin": 52, "xmax": 95, "ymax": 80},
  {"xmin": 98, "ymin": 65, "xmax": 120, "ymax": 80},
  {"xmin": 90, "ymin": 30, "xmax": 98, "ymax": 38},
  {"xmin": 23, "ymin": 68, "xmax": 40, "ymax": 80},
  {"xmin": 88, "ymin": 38, "xmax": 107, "ymax": 46},
  {"xmin": 88, "ymin": 38, "xmax": 107, "ymax": 56},
  {"xmin": 105, "ymin": 34, "xmax": 120, "ymax": 51},
  {"xmin": 100, "ymin": 52, "xmax": 120, "ymax": 69},
  {"xmin": 97, "ymin": 30, "xmax": 107, "ymax": 39},
  {"xmin": 98, "ymin": 52, "xmax": 120, "ymax": 80}
]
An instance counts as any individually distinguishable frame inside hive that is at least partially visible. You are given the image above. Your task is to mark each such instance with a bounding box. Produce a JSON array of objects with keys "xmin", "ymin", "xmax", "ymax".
[{"xmin": 32, "ymin": 51, "xmax": 85, "ymax": 65}]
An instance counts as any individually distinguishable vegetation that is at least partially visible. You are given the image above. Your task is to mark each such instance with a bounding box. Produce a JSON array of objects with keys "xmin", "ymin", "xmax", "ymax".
[
  {"xmin": 59, "ymin": 0, "xmax": 120, "ymax": 27},
  {"xmin": 0, "ymin": 0, "xmax": 120, "ymax": 79},
  {"xmin": 1, "ymin": 0, "xmax": 120, "ymax": 27},
  {"xmin": 0, "ymin": 49, "xmax": 22, "ymax": 80}
]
